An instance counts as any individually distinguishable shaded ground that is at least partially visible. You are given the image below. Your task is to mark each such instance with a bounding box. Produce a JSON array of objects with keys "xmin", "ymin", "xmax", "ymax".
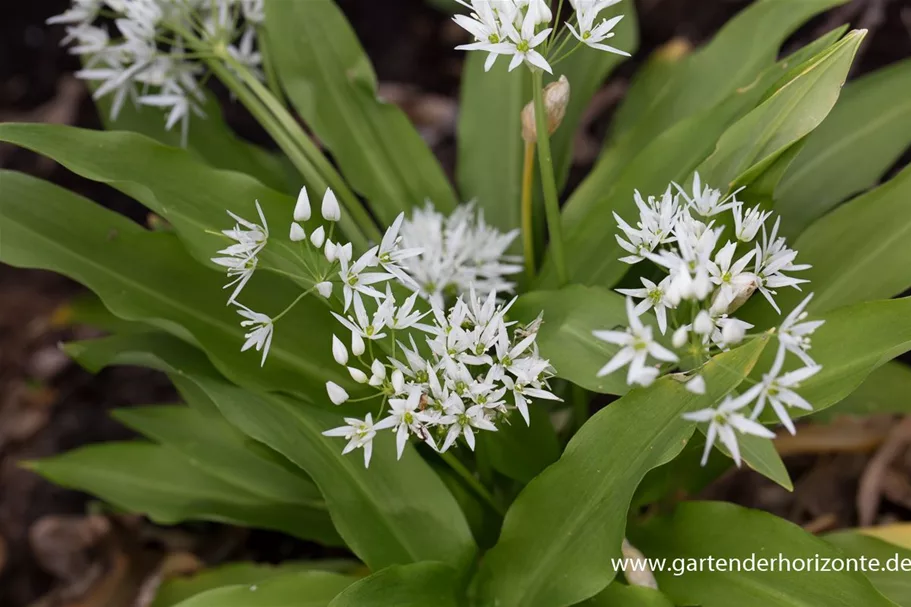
[{"xmin": 1, "ymin": 1, "xmax": 910, "ymax": 605}]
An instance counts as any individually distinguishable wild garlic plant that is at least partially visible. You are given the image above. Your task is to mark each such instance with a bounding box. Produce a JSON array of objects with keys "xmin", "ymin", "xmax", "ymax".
[
  {"xmin": 596, "ymin": 173, "xmax": 824, "ymax": 466},
  {"xmin": 22, "ymin": 0, "xmax": 911, "ymax": 603},
  {"xmin": 50, "ymin": 0, "xmax": 266, "ymax": 143},
  {"xmin": 212, "ymin": 189, "xmax": 556, "ymax": 467}
]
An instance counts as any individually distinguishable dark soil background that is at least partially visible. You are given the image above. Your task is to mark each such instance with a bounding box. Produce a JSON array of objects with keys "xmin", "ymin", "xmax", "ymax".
[{"xmin": 1, "ymin": 1, "xmax": 910, "ymax": 606}]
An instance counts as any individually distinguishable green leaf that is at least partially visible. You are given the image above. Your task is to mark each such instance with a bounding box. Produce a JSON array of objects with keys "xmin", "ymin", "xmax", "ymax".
[
  {"xmin": 512, "ymin": 285, "xmax": 629, "ymax": 394},
  {"xmin": 697, "ymin": 30, "xmax": 865, "ymax": 190},
  {"xmin": 263, "ymin": 0, "xmax": 456, "ymax": 224},
  {"xmin": 94, "ymin": 87, "xmax": 291, "ymax": 193},
  {"xmin": 763, "ymin": 163, "xmax": 911, "ymax": 317},
  {"xmin": 113, "ymin": 405, "xmax": 323, "ymax": 507},
  {"xmin": 776, "ymin": 58, "xmax": 911, "ymax": 237},
  {"xmin": 585, "ymin": 584, "xmax": 675, "ymax": 607},
  {"xmin": 328, "ymin": 563, "xmax": 460, "ymax": 607},
  {"xmin": 0, "ymin": 170, "xmax": 354, "ymax": 399},
  {"xmin": 633, "ymin": 434, "xmax": 730, "ymax": 508},
  {"xmin": 29, "ymin": 442, "xmax": 334, "ymax": 542},
  {"xmin": 821, "ymin": 362, "xmax": 911, "ymax": 419},
  {"xmin": 172, "ymin": 571, "xmax": 354, "ymax": 607},
  {"xmin": 65, "ymin": 332, "xmax": 220, "ymax": 379},
  {"xmin": 472, "ymin": 337, "xmax": 769, "ymax": 607},
  {"xmin": 0, "ymin": 123, "xmax": 311, "ymax": 282},
  {"xmin": 826, "ymin": 531, "xmax": 911, "ymax": 606},
  {"xmin": 153, "ymin": 562, "xmax": 362, "ymax": 607},
  {"xmin": 456, "ymin": 56, "xmax": 529, "ymax": 237},
  {"xmin": 66, "ymin": 292, "xmax": 152, "ymax": 334},
  {"xmin": 190, "ymin": 376, "xmax": 476, "ymax": 572},
  {"xmin": 582, "ymin": 0, "xmax": 849, "ymax": 208},
  {"xmin": 630, "ymin": 501, "xmax": 895, "ymax": 607}
]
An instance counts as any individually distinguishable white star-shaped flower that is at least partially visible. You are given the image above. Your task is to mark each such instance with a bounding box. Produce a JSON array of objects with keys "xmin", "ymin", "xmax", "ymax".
[
  {"xmin": 322, "ymin": 414, "xmax": 378, "ymax": 468},
  {"xmin": 684, "ymin": 396, "xmax": 776, "ymax": 466},
  {"xmin": 593, "ymin": 297, "xmax": 678, "ymax": 386}
]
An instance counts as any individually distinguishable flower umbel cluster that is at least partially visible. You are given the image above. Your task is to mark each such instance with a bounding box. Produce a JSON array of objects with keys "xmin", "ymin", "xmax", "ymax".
[
  {"xmin": 324, "ymin": 289, "xmax": 558, "ymax": 467},
  {"xmin": 49, "ymin": 0, "xmax": 265, "ymax": 143},
  {"xmin": 212, "ymin": 189, "xmax": 557, "ymax": 466},
  {"xmin": 452, "ymin": 0, "xmax": 630, "ymax": 74},
  {"xmin": 595, "ymin": 173, "xmax": 824, "ymax": 466},
  {"xmin": 398, "ymin": 202, "xmax": 523, "ymax": 304}
]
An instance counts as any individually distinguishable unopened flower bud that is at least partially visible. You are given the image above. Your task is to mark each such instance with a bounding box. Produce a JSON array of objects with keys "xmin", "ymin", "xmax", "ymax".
[
  {"xmin": 315, "ymin": 281, "xmax": 333, "ymax": 298},
  {"xmin": 391, "ymin": 369, "xmax": 405, "ymax": 394},
  {"xmin": 294, "ymin": 187, "xmax": 311, "ymax": 221},
  {"xmin": 348, "ymin": 367, "xmax": 368, "ymax": 383},
  {"xmin": 521, "ymin": 75, "xmax": 570, "ymax": 143},
  {"xmin": 321, "ymin": 188, "xmax": 341, "ymax": 222},
  {"xmin": 371, "ymin": 359, "xmax": 386, "ymax": 380},
  {"xmin": 326, "ymin": 381, "xmax": 349, "ymax": 405},
  {"xmin": 331, "ymin": 334, "xmax": 348, "ymax": 365},
  {"xmin": 351, "ymin": 332, "xmax": 365, "ymax": 356},
  {"xmin": 289, "ymin": 222, "xmax": 306, "ymax": 242},
  {"xmin": 694, "ymin": 310, "xmax": 714, "ymax": 335},
  {"xmin": 325, "ymin": 240, "xmax": 337, "ymax": 262},
  {"xmin": 310, "ymin": 225, "xmax": 326, "ymax": 248},
  {"xmin": 672, "ymin": 326, "xmax": 689, "ymax": 349},
  {"xmin": 527, "ymin": 0, "xmax": 552, "ymax": 24},
  {"xmin": 721, "ymin": 319, "xmax": 747, "ymax": 345}
]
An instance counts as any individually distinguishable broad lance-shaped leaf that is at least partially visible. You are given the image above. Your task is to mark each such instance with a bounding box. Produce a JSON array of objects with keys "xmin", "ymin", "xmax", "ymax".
[
  {"xmin": 472, "ymin": 337, "xmax": 769, "ymax": 607},
  {"xmin": 188, "ymin": 375, "xmax": 476, "ymax": 572},
  {"xmin": 629, "ymin": 502, "xmax": 895, "ymax": 607},
  {"xmin": 0, "ymin": 123, "xmax": 313, "ymax": 284},
  {"xmin": 540, "ymin": 27, "xmax": 847, "ymax": 288},
  {"xmin": 820, "ymin": 362, "xmax": 911, "ymax": 419},
  {"xmin": 776, "ymin": 58, "xmax": 911, "ymax": 237},
  {"xmin": 153, "ymin": 562, "xmax": 361, "ymax": 607},
  {"xmin": 0, "ymin": 171, "xmax": 355, "ymax": 399},
  {"xmin": 29, "ymin": 442, "xmax": 341, "ymax": 545},
  {"xmin": 64, "ymin": 332, "xmax": 221, "ymax": 379},
  {"xmin": 171, "ymin": 571, "xmax": 355, "ymax": 607},
  {"xmin": 756, "ymin": 162, "xmax": 911, "ymax": 319},
  {"xmin": 697, "ymin": 29, "xmax": 865, "ymax": 190},
  {"xmin": 571, "ymin": 0, "xmax": 848, "ymax": 223},
  {"xmin": 114, "ymin": 405, "xmax": 324, "ymax": 507},
  {"xmin": 826, "ymin": 531, "xmax": 911, "ymax": 606},
  {"xmin": 329, "ymin": 563, "xmax": 460, "ymax": 607},
  {"xmin": 263, "ymin": 0, "xmax": 455, "ymax": 225},
  {"xmin": 93, "ymin": 83, "xmax": 291, "ymax": 193},
  {"xmin": 750, "ymin": 297, "xmax": 911, "ymax": 422}
]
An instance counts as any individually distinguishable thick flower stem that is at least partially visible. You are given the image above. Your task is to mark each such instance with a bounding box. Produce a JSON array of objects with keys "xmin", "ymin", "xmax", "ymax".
[
  {"xmin": 532, "ymin": 70, "xmax": 569, "ymax": 285},
  {"xmin": 521, "ymin": 141, "xmax": 537, "ymax": 281},
  {"xmin": 439, "ymin": 451, "xmax": 505, "ymax": 516}
]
